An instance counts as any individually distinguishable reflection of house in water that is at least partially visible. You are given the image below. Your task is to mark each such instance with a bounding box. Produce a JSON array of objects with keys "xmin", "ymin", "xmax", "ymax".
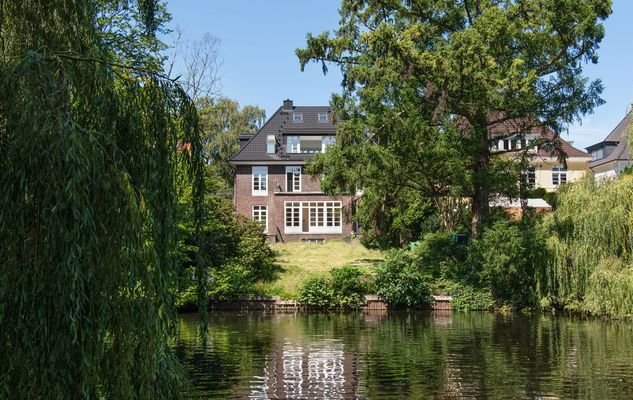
[{"xmin": 250, "ymin": 339, "xmax": 359, "ymax": 399}]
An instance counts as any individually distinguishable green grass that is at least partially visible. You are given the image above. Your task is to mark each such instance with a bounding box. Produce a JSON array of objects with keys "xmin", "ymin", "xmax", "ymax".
[{"xmin": 258, "ymin": 239, "xmax": 384, "ymax": 299}]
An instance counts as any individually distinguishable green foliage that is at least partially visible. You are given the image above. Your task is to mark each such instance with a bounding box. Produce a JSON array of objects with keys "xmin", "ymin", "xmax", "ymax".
[
  {"xmin": 0, "ymin": 1, "xmax": 204, "ymax": 398},
  {"xmin": 450, "ymin": 284, "xmax": 496, "ymax": 312},
  {"xmin": 545, "ymin": 176, "xmax": 633, "ymax": 317},
  {"xmin": 469, "ymin": 218, "xmax": 547, "ymax": 308},
  {"xmin": 298, "ymin": 266, "xmax": 370, "ymax": 309},
  {"xmin": 411, "ymin": 232, "xmax": 466, "ymax": 279},
  {"xmin": 330, "ymin": 266, "xmax": 370, "ymax": 308},
  {"xmin": 298, "ymin": 275, "xmax": 335, "ymax": 309},
  {"xmin": 298, "ymin": 0, "xmax": 611, "ymax": 236},
  {"xmin": 198, "ymin": 97, "xmax": 265, "ymax": 187},
  {"xmin": 526, "ymin": 188, "xmax": 547, "ymax": 199},
  {"xmin": 543, "ymin": 191, "xmax": 558, "ymax": 210},
  {"xmin": 375, "ymin": 250, "xmax": 432, "ymax": 309},
  {"xmin": 175, "ymin": 178, "xmax": 279, "ymax": 305},
  {"xmin": 584, "ymin": 258, "xmax": 633, "ymax": 318},
  {"xmin": 210, "ymin": 263, "xmax": 259, "ymax": 300}
]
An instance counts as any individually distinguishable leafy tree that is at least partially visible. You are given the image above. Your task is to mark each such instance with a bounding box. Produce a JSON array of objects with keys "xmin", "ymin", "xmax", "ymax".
[
  {"xmin": 176, "ymin": 167, "xmax": 278, "ymax": 305},
  {"xmin": 298, "ymin": 0, "xmax": 611, "ymax": 236},
  {"xmin": 198, "ymin": 97, "xmax": 265, "ymax": 186},
  {"xmin": 0, "ymin": 1, "xmax": 204, "ymax": 398}
]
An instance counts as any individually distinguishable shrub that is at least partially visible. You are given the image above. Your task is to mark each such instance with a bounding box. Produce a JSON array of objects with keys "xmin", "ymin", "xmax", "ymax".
[
  {"xmin": 209, "ymin": 262, "xmax": 258, "ymax": 300},
  {"xmin": 469, "ymin": 218, "xmax": 547, "ymax": 308},
  {"xmin": 375, "ymin": 250, "xmax": 432, "ymax": 309},
  {"xmin": 450, "ymin": 284, "xmax": 495, "ymax": 311},
  {"xmin": 298, "ymin": 275, "xmax": 334, "ymax": 309},
  {"xmin": 411, "ymin": 231, "xmax": 466, "ymax": 279},
  {"xmin": 330, "ymin": 266, "xmax": 369, "ymax": 308}
]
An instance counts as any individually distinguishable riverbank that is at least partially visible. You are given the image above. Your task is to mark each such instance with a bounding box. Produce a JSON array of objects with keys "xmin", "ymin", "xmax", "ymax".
[
  {"xmin": 258, "ymin": 239, "xmax": 384, "ymax": 298},
  {"xmin": 199, "ymin": 294, "xmax": 453, "ymax": 312}
]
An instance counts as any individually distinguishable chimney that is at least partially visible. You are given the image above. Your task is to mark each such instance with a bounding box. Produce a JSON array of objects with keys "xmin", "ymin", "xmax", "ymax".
[{"xmin": 283, "ymin": 99, "xmax": 293, "ymax": 111}]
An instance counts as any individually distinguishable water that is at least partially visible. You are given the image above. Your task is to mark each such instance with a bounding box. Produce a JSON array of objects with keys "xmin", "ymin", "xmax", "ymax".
[{"xmin": 174, "ymin": 312, "xmax": 633, "ymax": 399}]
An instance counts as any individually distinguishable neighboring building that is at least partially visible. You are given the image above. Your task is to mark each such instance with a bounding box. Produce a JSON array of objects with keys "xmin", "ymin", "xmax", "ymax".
[
  {"xmin": 229, "ymin": 99, "xmax": 354, "ymax": 242},
  {"xmin": 488, "ymin": 117, "xmax": 591, "ymax": 192},
  {"xmin": 586, "ymin": 110, "xmax": 632, "ymax": 180}
]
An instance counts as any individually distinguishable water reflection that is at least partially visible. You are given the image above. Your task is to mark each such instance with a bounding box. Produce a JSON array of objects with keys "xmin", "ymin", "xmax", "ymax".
[{"xmin": 175, "ymin": 312, "xmax": 633, "ymax": 399}]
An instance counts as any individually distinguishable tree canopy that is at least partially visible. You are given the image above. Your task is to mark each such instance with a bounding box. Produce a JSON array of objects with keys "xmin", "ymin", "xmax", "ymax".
[
  {"xmin": 0, "ymin": 0, "xmax": 204, "ymax": 398},
  {"xmin": 198, "ymin": 97, "xmax": 266, "ymax": 187},
  {"xmin": 298, "ymin": 0, "xmax": 611, "ymax": 237}
]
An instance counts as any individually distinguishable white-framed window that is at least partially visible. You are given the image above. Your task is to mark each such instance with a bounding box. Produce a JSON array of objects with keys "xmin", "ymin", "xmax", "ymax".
[
  {"xmin": 285, "ymin": 202, "xmax": 302, "ymax": 233},
  {"xmin": 287, "ymin": 136, "xmax": 300, "ymax": 153},
  {"xmin": 252, "ymin": 205, "xmax": 268, "ymax": 232},
  {"xmin": 523, "ymin": 165, "xmax": 536, "ymax": 189},
  {"xmin": 286, "ymin": 166, "xmax": 301, "ymax": 192},
  {"xmin": 322, "ymin": 135, "xmax": 336, "ymax": 152},
  {"xmin": 266, "ymin": 135, "xmax": 275, "ymax": 154},
  {"xmin": 293, "ymin": 112, "xmax": 303, "ymax": 122},
  {"xmin": 318, "ymin": 112, "xmax": 328, "ymax": 122},
  {"xmin": 252, "ymin": 166, "xmax": 268, "ymax": 196},
  {"xmin": 284, "ymin": 201, "xmax": 342, "ymax": 234},
  {"xmin": 552, "ymin": 166, "xmax": 567, "ymax": 186}
]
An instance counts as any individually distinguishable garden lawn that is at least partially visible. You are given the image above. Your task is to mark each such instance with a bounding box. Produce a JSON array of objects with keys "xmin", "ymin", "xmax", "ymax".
[{"xmin": 258, "ymin": 239, "xmax": 384, "ymax": 299}]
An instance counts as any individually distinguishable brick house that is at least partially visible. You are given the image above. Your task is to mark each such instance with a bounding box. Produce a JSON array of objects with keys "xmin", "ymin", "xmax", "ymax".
[{"xmin": 229, "ymin": 99, "xmax": 354, "ymax": 242}]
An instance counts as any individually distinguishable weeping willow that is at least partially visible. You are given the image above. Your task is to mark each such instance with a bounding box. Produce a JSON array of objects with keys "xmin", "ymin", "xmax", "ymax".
[
  {"xmin": 0, "ymin": 1, "xmax": 204, "ymax": 399},
  {"xmin": 544, "ymin": 175, "xmax": 633, "ymax": 317}
]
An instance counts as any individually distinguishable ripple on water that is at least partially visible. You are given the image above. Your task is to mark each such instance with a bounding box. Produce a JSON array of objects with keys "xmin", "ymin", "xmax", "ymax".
[{"xmin": 177, "ymin": 312, "xmax": 633, "ymax": 399}]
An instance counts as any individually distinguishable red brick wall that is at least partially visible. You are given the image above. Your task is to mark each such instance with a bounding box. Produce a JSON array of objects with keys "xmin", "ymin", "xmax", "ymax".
[{"xmin": 234, "ymin": 164, "xmax": 354, "ymax": 242}]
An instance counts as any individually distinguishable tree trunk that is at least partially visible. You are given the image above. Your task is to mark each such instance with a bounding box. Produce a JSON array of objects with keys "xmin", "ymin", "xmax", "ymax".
[{"xmin": 470, "ymin": 128, "xmax": 491, "ymax": 238}]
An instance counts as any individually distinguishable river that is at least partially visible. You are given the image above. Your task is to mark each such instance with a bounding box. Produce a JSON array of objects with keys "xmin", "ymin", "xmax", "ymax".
[{"xmin": 174, "ymin": 311, "xmax": 633, "ymax": 399}]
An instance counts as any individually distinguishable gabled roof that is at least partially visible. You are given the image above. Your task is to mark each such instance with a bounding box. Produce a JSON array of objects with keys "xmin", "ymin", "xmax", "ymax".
[
  {"xmin": 587, "ymin": 111, "xmax": 632, "ymax": 168},
  {"xmin": 486, "ymin": 116, "xmax": 590, "ymax": 159},
  {"xmin": 229, "ymin": 100, "xmax": 335, "ymax": 163}
]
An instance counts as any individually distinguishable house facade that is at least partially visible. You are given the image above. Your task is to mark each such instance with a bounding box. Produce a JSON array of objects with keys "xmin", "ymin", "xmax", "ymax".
[
  {"xmin": 586, "ymin": 110, "xmax": 632, "ymax": 180},
  {"xmin": 229, "ymin": 99, "xmax": 354, "ymax": 242},
  {"xmin": 488, "ymin": 118, "xmax": 591, "ymax": 192}
]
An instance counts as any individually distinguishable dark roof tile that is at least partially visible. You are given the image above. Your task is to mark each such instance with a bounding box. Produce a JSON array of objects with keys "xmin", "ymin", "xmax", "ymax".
[{"xmin": 229, "ymin": 102, "xmax": 336, "ymax": 163}]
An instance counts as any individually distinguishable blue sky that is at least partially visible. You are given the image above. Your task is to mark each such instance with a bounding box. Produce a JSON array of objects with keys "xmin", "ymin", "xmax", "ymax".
[{"xmin": 166, "ymin": 0, "xmax": 633, "ymax": 150}]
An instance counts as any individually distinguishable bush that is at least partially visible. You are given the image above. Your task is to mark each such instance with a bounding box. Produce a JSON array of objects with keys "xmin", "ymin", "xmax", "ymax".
[
  {"xmin": 375, "ymin": 250, "xmax": 432, "ymax": 309},
  {"xmin": 209, "ymin": 262, "xmax": 258, "ymax": 300},
  {"xmin": 468, "ymin": 218, "xmax": 547, "ymax": 308},
  {"xmin": 330, "ymin": 266, "xmax": 369, "ymax": 308},
  {"xmin": 450, "ymin": 284, "xmax": 495, "ymax": 311},
  {"xmin": 298, "ymin": 275, "xmax": 334, "ymax": 309},
  {"xmin": 410, "ymin": 231, "xmax": 466, "ymax": 279}
]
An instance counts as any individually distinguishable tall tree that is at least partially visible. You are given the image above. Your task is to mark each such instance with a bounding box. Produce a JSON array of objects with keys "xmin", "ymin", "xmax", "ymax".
[
  {"xmin": 198, "ymin": 97, "xmax": 266, "ymax": 187},
  {"xmin": 298, "ymin": 0, "xmax": 611, "ymax": 236},
  {"xmin": 0, "ymin": 1, "xmax": 204, "ymax": 398}
]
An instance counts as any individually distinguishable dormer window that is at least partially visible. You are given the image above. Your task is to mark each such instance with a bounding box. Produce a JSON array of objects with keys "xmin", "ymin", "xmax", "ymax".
[
  {"xmin": 318, "ymin": 112, "xmax": 328, "ymax": 122},
  {"xmin": 293, "ymin": 112, "xmax": 303, "ymax": 122},
  {"xmin": 266, "ymin": 135, "xmax": 275, "ymax": 154}
]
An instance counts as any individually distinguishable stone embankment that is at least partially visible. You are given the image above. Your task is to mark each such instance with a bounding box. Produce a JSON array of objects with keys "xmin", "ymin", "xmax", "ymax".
[{"xmin": 208, "ymin": 295, "xmax": 452, "ymax": 312}]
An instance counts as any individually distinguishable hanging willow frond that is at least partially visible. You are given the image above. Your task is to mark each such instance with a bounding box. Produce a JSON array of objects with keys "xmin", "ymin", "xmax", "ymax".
[
  {"xmin": 0, "ymin": 1, "xmax": 204, "ymax": 398},
  {"xmin": 543, "ymin": 176, "xmax": 633, "ymax": 316}
]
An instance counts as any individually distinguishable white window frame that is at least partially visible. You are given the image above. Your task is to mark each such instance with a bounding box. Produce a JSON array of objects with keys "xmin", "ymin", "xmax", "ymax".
[
  {"xmin": 287, "ymin": 136, "xmax": 300, "ymax": 153},
  {"xmin": 293, "ymin": 112, "xmax": 303, "ymax": 122},
  {"xmin": 322, "ymin": 135, "xmax": 336, "ymax": 152},
  {"xmin": 266, "ymin": 135, "xmax": 275, "ymax": 154},
  {"xmin": 252, "ymin": 205, "xmax": 268, "ymax": 233},
  {"xmin": 252, "ymin": 166, "xmax": 268, "ymax": 196},
  {"xmin": 286, "ymin": 166, "xmax": 301, "ymax": 192},
  {"xmin": 284, "ymin": 201, "xmax": 342, "ymax": 234},
  {"xmin": 552, "ymin": 166, "xmax": 567, "ymax": 186},
  {"xmin": 318, "ymin": 112, "xmax": 328, "ymax": 122},
  {"xmin": 284, "ymin": 201, "xmax": 302, "ymax": 234},
  {"xmin": 523, "ymin": 165, "xmax": 536, "ymax": 189}
]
